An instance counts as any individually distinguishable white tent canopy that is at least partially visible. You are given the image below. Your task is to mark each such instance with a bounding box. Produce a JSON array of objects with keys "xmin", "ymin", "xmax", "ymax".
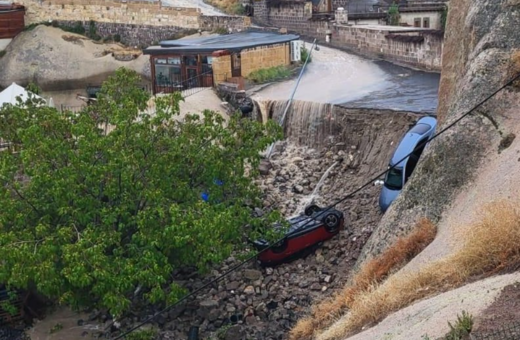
[{"xmin": 0, "ymin": 82, "xmax": 46, "ymax": 107}]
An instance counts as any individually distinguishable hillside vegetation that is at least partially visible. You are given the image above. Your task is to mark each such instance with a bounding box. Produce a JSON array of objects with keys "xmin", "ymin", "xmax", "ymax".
[
  {"xmin": 205, "ymin": 0, "xmax": 244, "ymax": 15},
  {"xmin": 314, "ymin": 202, "xmax": 520, "ymax": 340}
]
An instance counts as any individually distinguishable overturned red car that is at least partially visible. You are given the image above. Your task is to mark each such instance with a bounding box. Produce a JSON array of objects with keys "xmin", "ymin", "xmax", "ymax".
[{"xmin": 252, "ymin": 205, "xmax": 346, "ymax": 265}]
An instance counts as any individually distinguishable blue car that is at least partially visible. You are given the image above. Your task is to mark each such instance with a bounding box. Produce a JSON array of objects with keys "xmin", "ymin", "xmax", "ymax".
[{"xmin": 379, "ymin": 116, "xmax": 437, "ymax": 212}]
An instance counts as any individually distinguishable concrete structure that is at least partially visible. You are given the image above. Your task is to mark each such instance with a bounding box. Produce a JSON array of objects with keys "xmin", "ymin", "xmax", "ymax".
[
  {"xmin": 143, "ymin": 31, "xmax": 299, "ymax": 93},
  {"xmin": 328, "ymin": 24, "xmax": 444, "ymax": 71},
  {"xmin": 399, "ymin": 7, "xmax": 443, "ymax": 29}
]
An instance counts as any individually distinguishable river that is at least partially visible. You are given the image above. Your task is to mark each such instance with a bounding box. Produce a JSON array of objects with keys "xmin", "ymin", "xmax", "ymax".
[{"xmin": 251, "ymin": 43, "xmax": 440, "ymax": 114}]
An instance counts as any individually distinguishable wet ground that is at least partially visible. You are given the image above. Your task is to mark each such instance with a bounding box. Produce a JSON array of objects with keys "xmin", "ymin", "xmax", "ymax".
[
  {"xmin": 252, "ymin": 44, "xmax": 440, "ymax": 114},
  {"xmin": 161, "ymin": 0, "xmax": 225, "ymax": 15}
]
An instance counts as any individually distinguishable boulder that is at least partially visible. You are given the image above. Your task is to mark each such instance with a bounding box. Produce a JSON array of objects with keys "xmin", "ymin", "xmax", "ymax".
[{"xmin": 0, "ymin": 26, "xmax": 148, "ymax": 90}]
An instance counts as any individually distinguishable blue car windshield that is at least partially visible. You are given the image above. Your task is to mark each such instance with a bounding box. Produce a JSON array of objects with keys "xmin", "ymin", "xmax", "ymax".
[{"xmin": 384, "ymin": 168, "xmax": 403, "ymax": 190}]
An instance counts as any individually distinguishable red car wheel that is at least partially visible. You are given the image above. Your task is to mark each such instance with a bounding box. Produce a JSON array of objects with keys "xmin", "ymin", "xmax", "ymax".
[{"xmin": 324, "ymin": 213, "xmax": 340, "ymax": 233}]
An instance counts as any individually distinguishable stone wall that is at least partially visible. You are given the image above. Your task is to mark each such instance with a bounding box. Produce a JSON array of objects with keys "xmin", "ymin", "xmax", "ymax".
[
  {"xmin": 56, "ymin": 20, "xmax": 184, "ymax": 47},
  {"xmin": 252, "ymin": 0, "xmax": 269, "ymax": 25},
  {"xmin": 211, "ymin": 43, "xmax": 291, "ymax": 84},
  {"xmin": 18, "ymin": 0, "xmax": 200, "ymax": 26},
  {"xmin": 241, "ymin": 42, "xmax": 290, "ymax": 76},
  {"xmin": 267, "ymin": 1, "xmax": 312, "ymax": 33},
  {"xmin": 253, "ymin": 0, "xmax": 443, "ymax": 72},
  {"xmin": 329, "ymin": 25, "xmax": 443, "ymax": 71},
  {"xmin": 16, "ymin": 0, "xmax": 250, "ymax": 46}
]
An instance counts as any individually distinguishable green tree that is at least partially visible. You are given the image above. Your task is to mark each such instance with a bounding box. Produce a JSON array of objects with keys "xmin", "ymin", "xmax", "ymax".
[
  {"xmin": 387, "ymin": 3, "xmax": 400, "ymax": 26},
  {"xmin": 0, "ymin": 68, "xmax": 282, "ymax": 317},
  {"xmin": 440, "ymin": 5, "xmax": 448, "ymax": 31},
  {"xmin": 26, "ymin": 81, "xmax": 41, "ymax": 95}
]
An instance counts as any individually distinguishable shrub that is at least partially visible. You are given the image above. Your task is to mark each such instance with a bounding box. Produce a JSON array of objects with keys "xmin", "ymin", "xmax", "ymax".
[
  {"xmin": 61, "ymin": 21, "xmax": 86, "ymax": 35},
  {"xmin": 126, "ymin": 328, "xmax": 157, "ymax": 340},
  {"xmin": 0, "ymin": 50, "xmax": 6, "ymax": 59},
  {"xmin": 26, "ymin": 81, "xmax": 41, "ymax": 95},
  {"xmin": 387, "ymin": 3, "xmax": 400, "ymax": 26},
  {"xmin": 212, "ymin": 27, "xmax": 229, "ymax": 35},
  {"xmin": 445, "ymin": 311, "xmax": 473, "ymax": 340},
  {"xmin": 230, "ymin": 2, "xmax": 245, "ymax": 15},
  {"xmin": 315, "ymin": 201, "xmax": 520, "ymax": 340},
  {"xmin": 246, "ymin": 66, "xmax": 292, "ymax": 84},
  {"xmin": 23, "ymin": 23, "xmax": 40, "ymax": 31},
  {"xmin": 301, "ymin": 45, "xmax": 312, "ymax": 63},
  {"xmin": 440, "ymin": 5, "xmax": 448, "ymax": 31}
]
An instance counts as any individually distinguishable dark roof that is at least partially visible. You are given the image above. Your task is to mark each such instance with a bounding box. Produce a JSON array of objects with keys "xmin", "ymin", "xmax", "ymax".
[{"xmin": 144, "ymin": 31, "xmax": 300, "ymax": 55}]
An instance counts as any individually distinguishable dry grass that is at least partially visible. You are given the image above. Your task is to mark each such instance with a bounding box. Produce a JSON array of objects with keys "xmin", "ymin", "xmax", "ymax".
[
  {"xmin": 206, "ymin": 0, "xmax": 244, "ymax": 14},
  {"xmin": 289, "ymin": 218, "xmax": 436, "ymax": 340},
  {"xmin": 316, "ymin": 201, "xmax": 520, "ymax": 340}
]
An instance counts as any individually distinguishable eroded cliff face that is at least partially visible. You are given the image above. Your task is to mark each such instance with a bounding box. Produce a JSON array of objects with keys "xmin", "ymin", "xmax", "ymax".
[{"xmin": 357, "ymin": 0, "xmax": 520, "ymax": 264}]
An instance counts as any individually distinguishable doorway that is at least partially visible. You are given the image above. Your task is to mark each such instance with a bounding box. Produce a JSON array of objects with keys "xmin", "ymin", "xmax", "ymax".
[{"xmin": 231, "ymin": 53, "xmax": 242, "ymax": 77}]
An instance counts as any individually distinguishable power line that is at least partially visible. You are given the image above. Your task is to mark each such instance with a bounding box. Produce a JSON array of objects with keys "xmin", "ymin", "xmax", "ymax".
[{"xmin": 112, "ymin": 73, "xmax": 520, "ymax": 340}]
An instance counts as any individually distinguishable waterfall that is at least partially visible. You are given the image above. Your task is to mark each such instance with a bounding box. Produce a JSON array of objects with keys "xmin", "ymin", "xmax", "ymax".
[
  {"xmin": 253, "ymin": 98, "xmax": 342, "ymax": 149},
  {"xmin": 294, "ymin": 161, "xmax": 339, "ymax": 215}
]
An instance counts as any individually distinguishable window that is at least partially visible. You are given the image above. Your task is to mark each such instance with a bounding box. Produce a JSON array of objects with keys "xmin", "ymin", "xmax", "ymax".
[
  {"xmin": 167, "ymin": 57, "xmax": 181, "ymax": 65},
  {"xmin": 409, "ymin": 123, "xmax": 431, "ymax": 135},
  {"xmin": 414, "ymin": 18, "xmax": 421, "ymax": 27},
  {"xmin": 201, "ymin": 56, "xmax": 213, "ymax": 64},
  {"xmin": 155, "ymin": 58, "xmax": 167, "ymax": 64},
  {"xmin": 405, "ymin": 139, "xmax": 427, "ymax": 182},
  {"xmin": 384, "ymin": 168, "xmax": 403, "ymax": 190},
  {"xmin": 155, "ymin": 65, "xmax": 181, "ymax": 86},
  {"xmin": 423, "ymin": 17, "xmax": 430, "ymax": 28},
  {"xmin": 184, "ymin": 56, "xmax": 197, "ymax": 66},
  {"xmin": 202, "ymin": 56, "xmax": 213, "ymax": 73}
]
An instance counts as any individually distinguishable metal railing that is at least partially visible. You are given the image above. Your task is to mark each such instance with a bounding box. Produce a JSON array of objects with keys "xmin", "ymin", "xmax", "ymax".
[
  {"xmin": 60, "ymin": 104, "xmax": 85, "ymax": 113},
  {"xmin": 154, "ymin": 69, "xmax": 214, "ymax": 97}
]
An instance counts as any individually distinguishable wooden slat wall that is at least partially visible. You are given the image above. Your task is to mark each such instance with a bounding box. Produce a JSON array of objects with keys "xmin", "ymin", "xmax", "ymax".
[{"xmin": 0, "ymin": 7, "xmax": 26, "ymax": 39}]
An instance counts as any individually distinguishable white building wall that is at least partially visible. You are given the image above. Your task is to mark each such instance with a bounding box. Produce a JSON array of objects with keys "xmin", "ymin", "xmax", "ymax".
[{"xmin": 399, "ymin": 11, "xmax": 442, "ymax": 29}]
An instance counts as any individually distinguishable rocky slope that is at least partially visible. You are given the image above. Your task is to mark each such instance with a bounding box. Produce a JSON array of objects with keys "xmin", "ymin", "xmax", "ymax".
[
  {"xmin": 323, "ymin": 1, "xmax": 520, "ymax": 339},
  {"xmin": 0, "ymin": 25, "xmax": 149, "ymax": 91},
  {"xmin": 358, "ymin": 0, "xmax": 520, "ymax": 264},
  {"xmin": 22, "ymin": 105, "xmax": 422, "ymax": 340}
]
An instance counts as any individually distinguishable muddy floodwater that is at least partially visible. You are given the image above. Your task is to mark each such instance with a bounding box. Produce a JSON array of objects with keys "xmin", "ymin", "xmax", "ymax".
[{"xmin": 252, "ymin": 44, "xmax": 440, "ymax": 114}]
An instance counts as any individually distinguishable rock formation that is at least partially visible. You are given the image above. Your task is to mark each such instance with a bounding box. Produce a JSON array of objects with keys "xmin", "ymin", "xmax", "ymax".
[{"xmin": 0, "ymin": 25, "xmax": 149, "ymax": 91}]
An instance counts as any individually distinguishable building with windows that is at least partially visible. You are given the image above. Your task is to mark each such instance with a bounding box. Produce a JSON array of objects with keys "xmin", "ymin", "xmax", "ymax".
[{"xmin": 143, "ymin": 31, "xmax": 300, "ymax": 94}]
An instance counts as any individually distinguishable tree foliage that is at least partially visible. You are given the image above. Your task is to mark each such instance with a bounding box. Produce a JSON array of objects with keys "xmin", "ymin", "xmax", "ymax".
[
  {"xmin": 0, "ymin": 68, "xmax": 283, "ymax": 316},
  {"xmin": 440, "ymin": 5, "xmax": 448, "ymax": 31},
  {"xmin": 387, "ymin": 3, "xmax": 400, "ymax": 26}
]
